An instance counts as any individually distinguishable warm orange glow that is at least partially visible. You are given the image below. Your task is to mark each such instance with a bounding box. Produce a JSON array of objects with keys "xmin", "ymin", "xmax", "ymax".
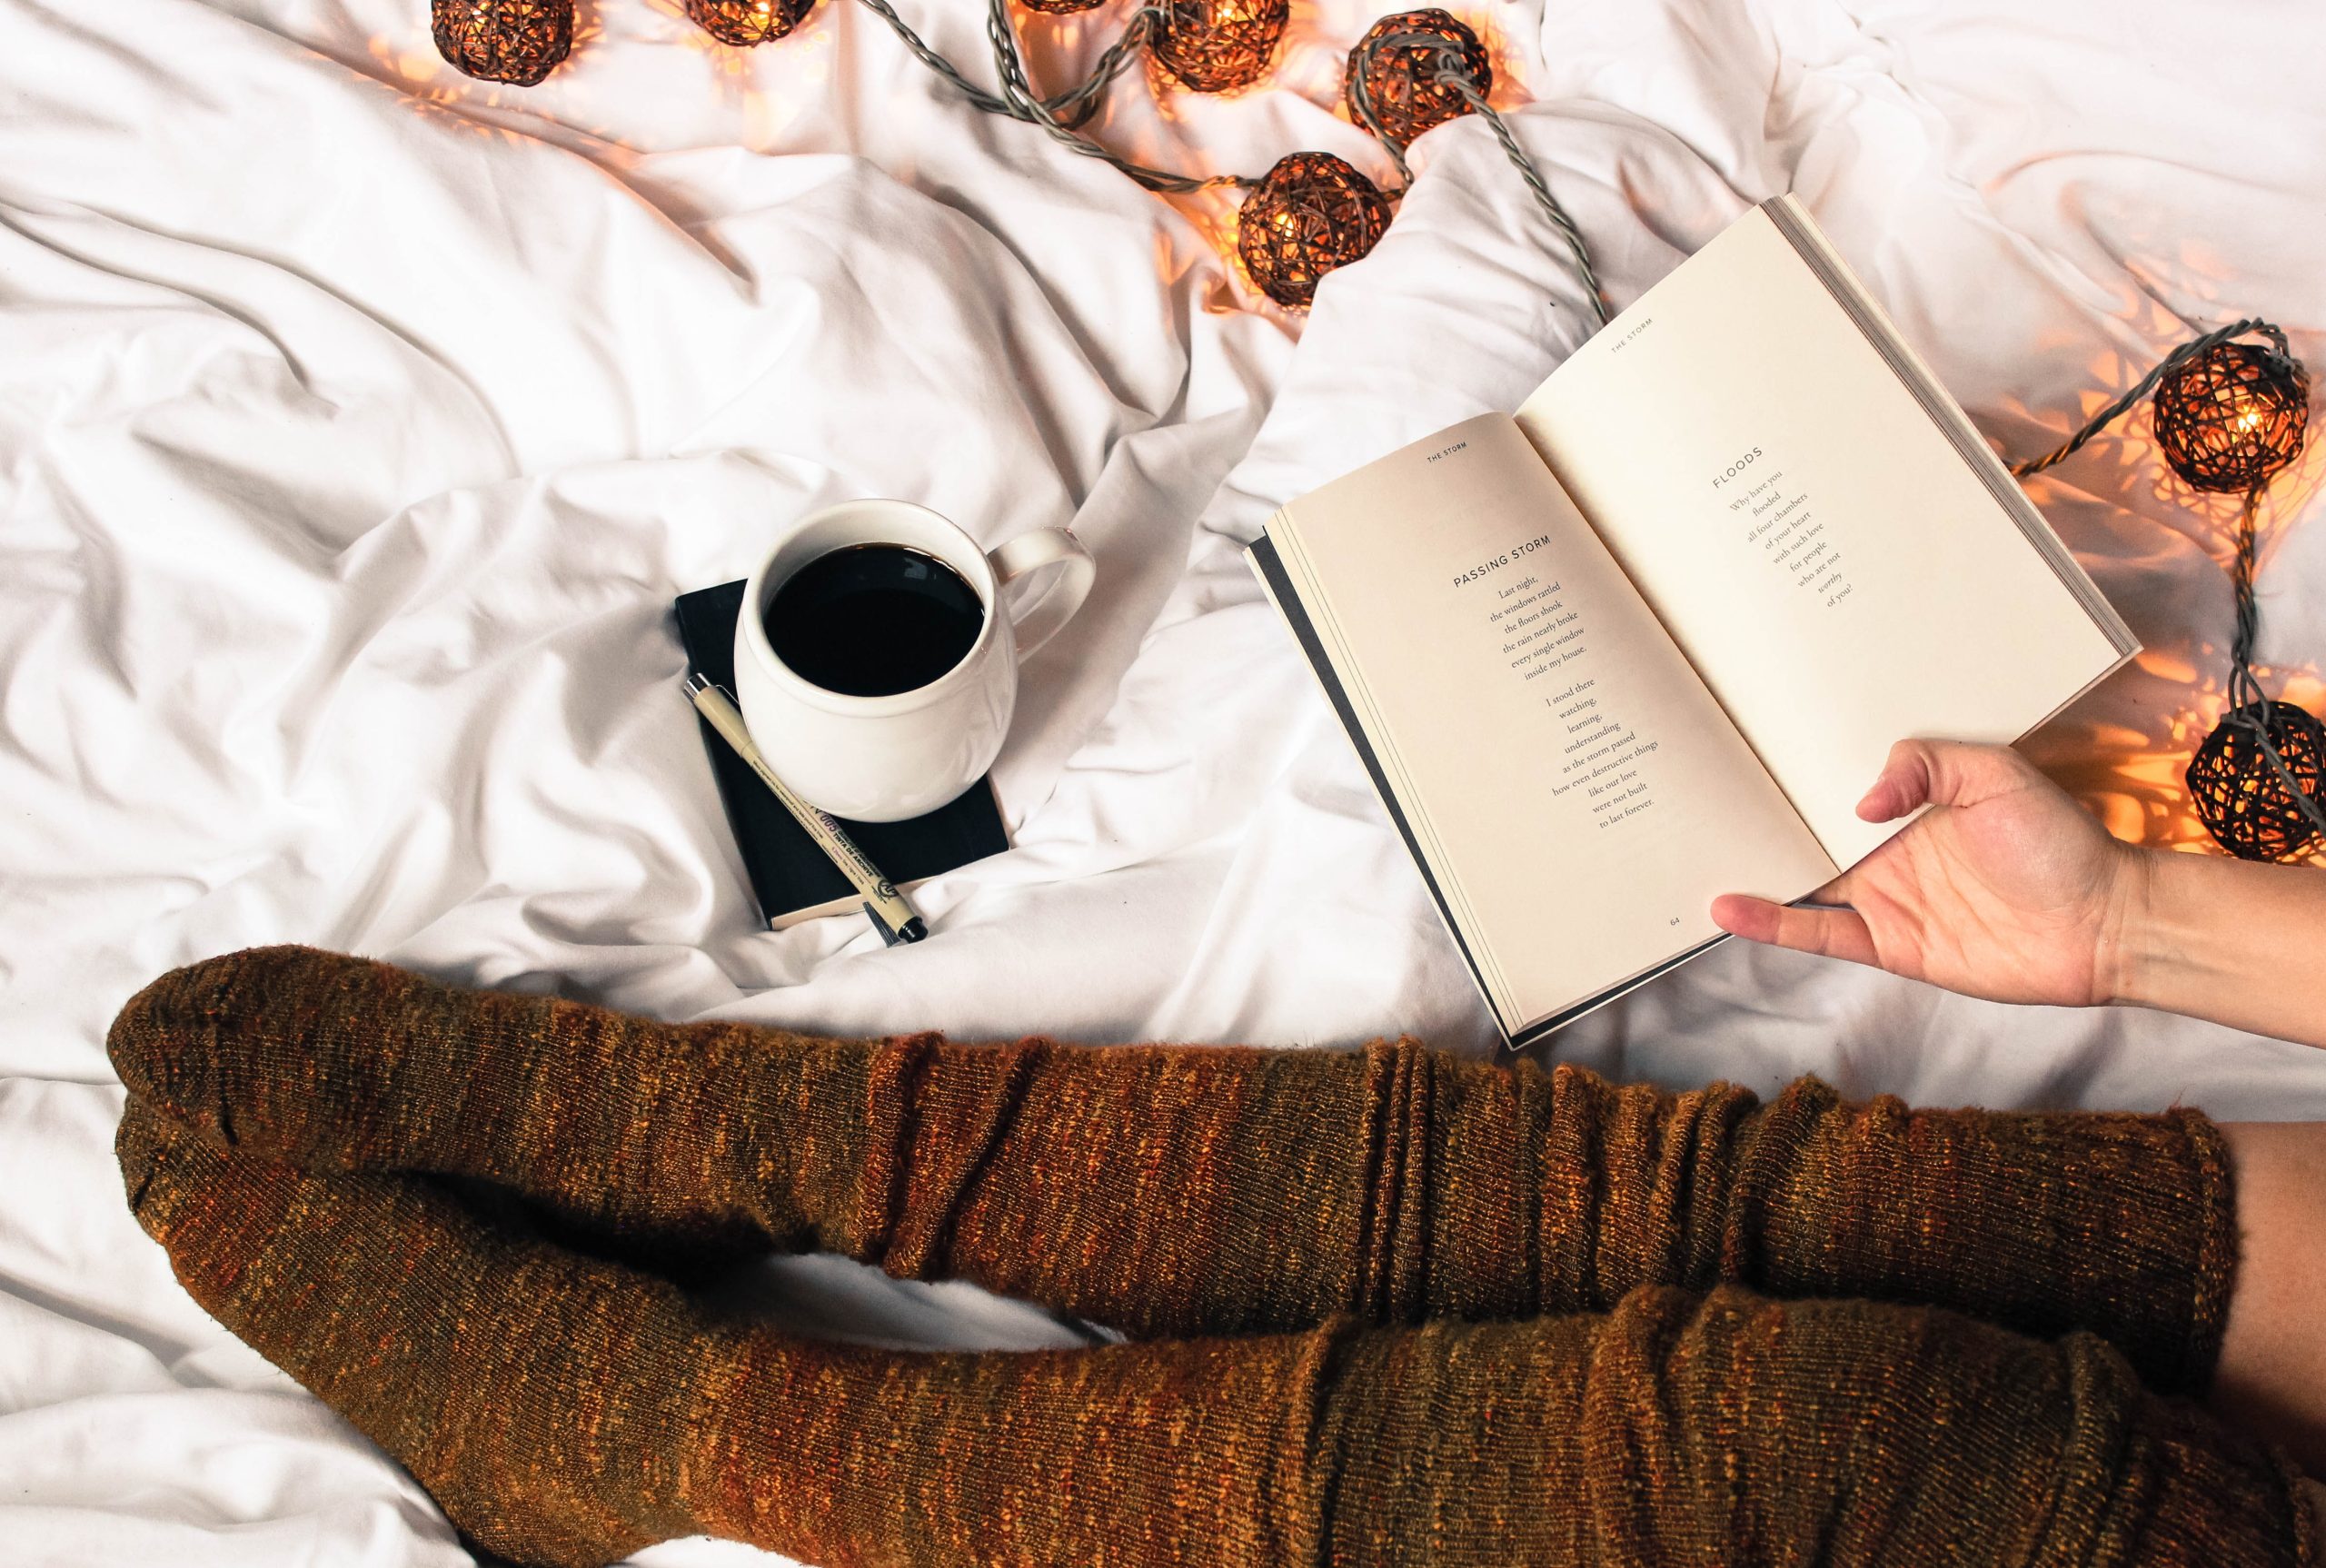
[{"xmin": 2033, "ymin": 655, "xmax": 2326, "ymax": 865}]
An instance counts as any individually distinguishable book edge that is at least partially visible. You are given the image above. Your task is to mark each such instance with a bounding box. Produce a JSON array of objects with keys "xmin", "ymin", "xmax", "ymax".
[{"xmin": 1508, "ymin": 934, "xmax": 1732, "ymax": 1046}]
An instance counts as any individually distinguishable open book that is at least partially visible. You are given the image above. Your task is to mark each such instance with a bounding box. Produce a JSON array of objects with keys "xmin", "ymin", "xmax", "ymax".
[{"xmin": 1247, "ymin": 196, "xmax": 2137, "ymax": 1046}]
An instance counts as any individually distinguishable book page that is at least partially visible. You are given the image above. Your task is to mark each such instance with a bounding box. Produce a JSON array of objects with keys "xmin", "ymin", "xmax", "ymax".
[
  {"xmin": 1267, "ymin": 412, "xmax": 1832, "ymax": 1033},
  {"xmin": 1515, "ymin": 201, "xmax": 2132, "ymax": 866}
]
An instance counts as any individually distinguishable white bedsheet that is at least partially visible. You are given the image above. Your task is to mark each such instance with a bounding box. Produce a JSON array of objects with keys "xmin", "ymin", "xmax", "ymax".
[{"xmin": 5, "ymin": 0, "xmax": 2326, "ymax": 1561}]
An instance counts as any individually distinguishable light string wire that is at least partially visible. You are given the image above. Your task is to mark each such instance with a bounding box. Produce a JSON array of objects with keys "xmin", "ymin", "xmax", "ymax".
[
  {"xmin": 851, "ymin": 0, "xmax": 1157, "ymax": 130},
  {"xmin": 2012, "ymin": 319, "xmax": 2326, "ymax": 845},
  {"xmin": 850, "ymin": 1, "xmax": 1608, "ymax": 295},
  {"xmin": 979, "ymin": 0, "xmax": 1255, "ymax": 193},
  {"xmin": 2226, "ymin": 485, "xmax": 2326, "ymax": 841},
  {"xmin": 850, "ymin": 0, "xmax": 1254, "ymax": 192},
  {"xmin": 1344, "ymin": 25, "xmax": 1607, "ymax": 325},
  {"xmin": 2008, "ymin": 319, "xmax": 2283, "ymax": 480}
]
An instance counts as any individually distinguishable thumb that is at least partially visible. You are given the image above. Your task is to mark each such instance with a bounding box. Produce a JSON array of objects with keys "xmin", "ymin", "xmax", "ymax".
[{"xmin": 1856, "ymin": 739, "xmax": 2035, "ymax": 822}]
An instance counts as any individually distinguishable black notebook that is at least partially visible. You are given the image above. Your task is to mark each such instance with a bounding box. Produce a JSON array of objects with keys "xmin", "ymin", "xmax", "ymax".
[{"xmin": 672, "ymin": 581, "xmax": 1010, "ymax": 930}]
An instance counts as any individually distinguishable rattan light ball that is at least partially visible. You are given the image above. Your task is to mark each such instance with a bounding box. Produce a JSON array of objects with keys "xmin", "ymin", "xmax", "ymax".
[
  {"xmin": 2186, "ymin": 700, "xmax": 2326, "ymax": 861},
  {"xmin": 1237, "ymin": 152, "xmax": 1390, "ymax": 310},
  {"xmin": 433, "ymin": 0, "xmax": 573, "ymax": 84},
  {"xmin": 688, "ymin": 0, "xmax": 818, "ymax": 45},
  {"xmin": 2152, "ymin": 341, "xmax": 2310, "ymax": 494},
  {"xmin": 1150, "ymin": 0, "xmax": 1287, "ymax": 92},
  {"xmin": 1019, "ymin": 0, "xmax": 1108, "ymax": 14},
  {"xmin": 1345, "ymin": 10, "xmax": 1490, "ymax": 146}
]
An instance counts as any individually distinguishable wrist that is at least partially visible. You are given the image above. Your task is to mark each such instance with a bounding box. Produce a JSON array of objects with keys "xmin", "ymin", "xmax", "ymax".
[
  {"xmin": 2098, "ymin": 843, "xmax": 2173, "ymax": 1010},
  {"xmin": 2102, "ymin": 846, "xmax": 2239, "ymax": 1014},
  {"xmin": 2094, "ymin": 840, "xmax": 2326, "ymax": 1046}
]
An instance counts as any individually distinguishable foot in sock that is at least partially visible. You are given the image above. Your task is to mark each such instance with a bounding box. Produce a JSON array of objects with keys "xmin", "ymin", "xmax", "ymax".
[
  {"xmin": 105, "ymin": 943, "xmax": 877, "ymax": 1272},
  {"xmin": 111, "ymin": 945, "xmax": 2235, "ymax": 1392},
  {"xmin": 113, "ymin": 1097, "xmax": 2314, "ymax": 1568}
]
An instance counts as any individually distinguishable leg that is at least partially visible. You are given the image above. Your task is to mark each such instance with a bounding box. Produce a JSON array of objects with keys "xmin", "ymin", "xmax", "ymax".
[
  {"xmin": 2214, "ymin": 1123, "xmax": 2326, "ymax": 1476},
  {"xmin": 115, "ymin": 1097, "xmax": 2313, "ymax": 1568},
  {"xmin": 113, "ymin": 946, "xmax": 2234, "ymax": 1393}
]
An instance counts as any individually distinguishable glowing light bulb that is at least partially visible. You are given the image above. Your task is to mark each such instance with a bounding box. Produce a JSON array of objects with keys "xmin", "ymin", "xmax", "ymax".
[
  {"xmin": 1149, "ymin": 0, "xmax": 1287, "ymax": 92},
  {"xmin": 432, "ymin": 0, "xmax": 572, "ymax": 83},
  {"xmin": 1235, "ymin": 152, "xmax": 1390, "ymax": 309},
  {"xmin": 2151, "ymin": 338, "xmax": 2310, "ymax": 493},
  {"xmin": 1345, "ymin": 10, "xmax": 1492, "ymax": 147},
  {"xmin": 686, "ymin": 0, "xmax": 815, "ymax": 43}
]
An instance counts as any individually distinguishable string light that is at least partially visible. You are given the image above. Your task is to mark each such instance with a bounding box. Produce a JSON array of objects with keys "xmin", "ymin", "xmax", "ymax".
[
  {"xmin": 688, "ymin": 0, "xmax": 820, "ymax": 44},
  {"xmin": 432, "ymin": 0, "xmax": 573, "ymax": 84},
  {"xmin": 1342, "ymin": 13, "xmax": 1605, "ymax": 323},
  {"xmin": 2184, "ymin": 470, "xmax": 2326, "ymax": 861},
  {"xmin": 2152, "ymin": 339, "xmax": 2309, "ymax": 493},
  {"xmin": 1345, "ymin": 9, "xmax": 1489, "ymax": 146},
  {"xmin": 1149, "ymin": 0, "xmax": 1287, "ymax": 92},
  {"xmin": 422, "ymin": 0, "xmax": 1607, "ymax": 319},
  {"xmin": 2187, "ymin": 698, "xmax": 2326, "ymax": 862},
  {"xmin": 1237, "ymin": 152, "xmax": 1390, "ymax": 309},
  {"xmin": 2016, "ymin": 322, "xmax": 2323, "ymax": 859}
]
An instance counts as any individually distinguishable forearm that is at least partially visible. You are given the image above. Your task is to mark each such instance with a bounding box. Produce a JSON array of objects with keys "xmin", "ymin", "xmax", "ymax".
[{"xmin": 2108, "ymin": 849, "xmax": 2326, "ymax": 1047}]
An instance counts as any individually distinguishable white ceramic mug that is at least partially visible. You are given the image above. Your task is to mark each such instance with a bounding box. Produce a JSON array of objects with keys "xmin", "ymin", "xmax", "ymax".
[{"xmin": 734, "ymin": 499, "xmax": 1094, "ymax": 821}]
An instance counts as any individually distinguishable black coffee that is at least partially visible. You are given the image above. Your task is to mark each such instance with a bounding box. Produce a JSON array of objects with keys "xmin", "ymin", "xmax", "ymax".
[{"xmin": 765, "ymin": 543, "xmax": 985, "ymax": 698}]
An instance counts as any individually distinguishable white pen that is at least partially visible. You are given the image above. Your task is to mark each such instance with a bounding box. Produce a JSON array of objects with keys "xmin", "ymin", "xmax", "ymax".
[{"xmin": 681, "ymin": 673, "xmax": 928, "ymax": 946}]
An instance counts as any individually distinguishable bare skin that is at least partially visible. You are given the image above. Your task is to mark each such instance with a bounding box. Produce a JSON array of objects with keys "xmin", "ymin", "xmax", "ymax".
[{"xmin": 1712, "ymin": 739, "xmax": 2326, "ymax": 1489}]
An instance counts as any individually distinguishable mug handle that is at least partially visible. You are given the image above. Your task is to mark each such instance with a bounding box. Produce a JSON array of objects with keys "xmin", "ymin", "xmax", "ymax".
[{"xmin": 987, "ymin": 528, "xmax": 1095, "ymax": 660}]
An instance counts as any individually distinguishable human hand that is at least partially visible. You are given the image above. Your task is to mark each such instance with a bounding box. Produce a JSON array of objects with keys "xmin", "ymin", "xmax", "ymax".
[{"xmin": 1710, "ymin": 739, "xmax": 2143, "ymax": 1007}]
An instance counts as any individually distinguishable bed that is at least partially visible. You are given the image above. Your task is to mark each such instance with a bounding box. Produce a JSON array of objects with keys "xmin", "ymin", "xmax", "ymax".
[{"xmin": 5, "ymin": 0, "xmax": 2324, "ymax": 1561}]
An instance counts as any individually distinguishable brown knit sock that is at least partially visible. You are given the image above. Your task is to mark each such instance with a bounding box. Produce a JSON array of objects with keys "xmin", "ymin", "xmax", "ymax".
[
  {"xmin": 114, "ymin": 1093, "xmax": 2311, "ymax": 1568},
  {"xmin": 112, "ymin": 946, "xmax": 2236, "ymax": 1394}
]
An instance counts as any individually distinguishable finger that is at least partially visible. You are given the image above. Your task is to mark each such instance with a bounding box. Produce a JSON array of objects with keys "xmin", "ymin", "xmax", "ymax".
[
  {"xmin": 1855, "ymin": 738, "xmax": 2034, "ymax": 822},
  {"xmin": 1711, "ymin": 893, "xmax": 1881, "ymax": 968}
]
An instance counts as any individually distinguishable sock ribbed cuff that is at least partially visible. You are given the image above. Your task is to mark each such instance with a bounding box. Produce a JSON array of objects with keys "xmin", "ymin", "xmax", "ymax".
[{"xmin": 1726, "ymin": 1078, "xmax": 2240, "ymax": 1395}]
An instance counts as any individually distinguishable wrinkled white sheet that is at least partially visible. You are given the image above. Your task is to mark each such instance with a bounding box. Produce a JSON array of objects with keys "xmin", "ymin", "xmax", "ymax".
[{"xmin": 5, "ymin": 0, "xmax": 2326, "ymax": 1561}]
